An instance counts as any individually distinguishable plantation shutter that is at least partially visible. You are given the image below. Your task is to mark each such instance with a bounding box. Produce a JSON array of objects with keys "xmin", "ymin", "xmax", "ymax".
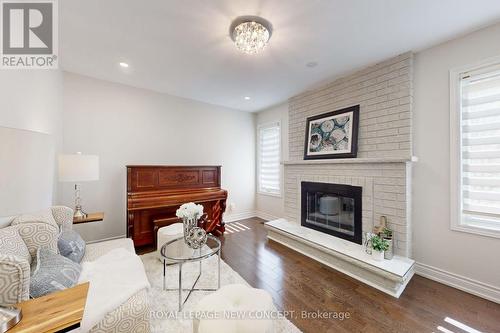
[
  {"xmin": 258, "ymin": 123, "xmax": 281, "ymax": 195},
  {"xmin": 461, "ymin": 64, "xmax": 500, "ymax": 228}
]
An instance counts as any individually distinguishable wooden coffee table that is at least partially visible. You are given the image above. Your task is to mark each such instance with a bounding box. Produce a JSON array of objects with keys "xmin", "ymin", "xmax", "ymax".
[{"xmin": 9, "ymin": 282, "xmax": 89, "ymax": 333}]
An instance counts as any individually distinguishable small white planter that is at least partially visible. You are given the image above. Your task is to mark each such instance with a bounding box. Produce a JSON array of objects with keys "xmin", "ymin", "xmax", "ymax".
[{"xmin": 371, "ymin": 249, "xmax": 384, "ymax": 261}]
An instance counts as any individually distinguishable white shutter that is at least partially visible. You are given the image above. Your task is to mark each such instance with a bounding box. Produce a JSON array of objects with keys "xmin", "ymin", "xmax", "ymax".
[
  {"xmin": 258, "ymin": 123, "xmax": 281, "ymax": 195},
  {"xmin": 461, "ymin": 64, "xmax": 500, "ymax": 229}
]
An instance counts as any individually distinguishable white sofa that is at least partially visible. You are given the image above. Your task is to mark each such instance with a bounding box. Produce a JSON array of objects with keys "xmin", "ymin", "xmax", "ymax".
[{"xmin": 0, "ymin": 206, "xmax": 150, "ymax": 333}]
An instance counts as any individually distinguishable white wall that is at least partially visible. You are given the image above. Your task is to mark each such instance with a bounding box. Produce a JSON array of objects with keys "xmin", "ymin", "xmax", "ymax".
[
  {"xmin": 255, "ymin": 102, "xmax": 289, "ymax": 220},
  {"xmin": 0, "ymin": 70, "xmax": 62, "ymax": 216},
  {"xmin": 61, "ymin": 73, "xmax": 256, "ymax": 242},
  {"xmin": 0, "ymin": 71, "xmax": 62, "ymax": 135},
  {"xmin": 413, "ymin": 23, "xmax": 500, "ymax": 296}
]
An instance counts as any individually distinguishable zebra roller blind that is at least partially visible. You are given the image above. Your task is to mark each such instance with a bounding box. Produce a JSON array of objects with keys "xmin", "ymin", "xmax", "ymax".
[
  {"xmin": 460, "ymin": 64, "xmax": 500, "ymax": 229},
  {"xmin": 258, "ymin": 122, "xmax": 281, "ymax": 195}
]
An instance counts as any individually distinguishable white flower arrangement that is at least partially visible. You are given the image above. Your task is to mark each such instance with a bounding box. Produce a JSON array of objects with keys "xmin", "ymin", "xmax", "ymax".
[{"xmin": 176, "ymin": 202, "xmax": 204, "ymax": 220}]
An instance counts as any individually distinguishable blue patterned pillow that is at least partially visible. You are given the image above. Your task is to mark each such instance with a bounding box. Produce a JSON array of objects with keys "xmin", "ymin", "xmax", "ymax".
[
  {"xmin": 58, "ymin": 229, "xmax": 85, "ymax": 263},
  {"xmin": 30, "ymin": 248, "xmax": 82, "ymax": 298}
]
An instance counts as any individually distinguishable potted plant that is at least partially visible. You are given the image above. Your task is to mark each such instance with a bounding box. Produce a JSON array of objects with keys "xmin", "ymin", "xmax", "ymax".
[
  {"xmin": 381, "ymin": 227, "xmax": 393, "ymax": 239},
  {"xmin": 381, "ymin": 227, "xmax": 394, "ymax": 260},
  {"xmin": 370, "ymin": 235, "xmax": 389, "ymax": 261}
]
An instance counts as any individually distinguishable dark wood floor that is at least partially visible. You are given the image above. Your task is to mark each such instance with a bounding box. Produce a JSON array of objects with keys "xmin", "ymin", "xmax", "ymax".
[{"xmin": 220, "ymin": 218, "xmax": 500, "ymax": 333}]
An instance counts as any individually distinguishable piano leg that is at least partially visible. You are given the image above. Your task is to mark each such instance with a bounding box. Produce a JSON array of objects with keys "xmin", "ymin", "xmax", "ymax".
[{"xmin": 218, "ymin": 221, "xmax": 225, "ymax": 235}]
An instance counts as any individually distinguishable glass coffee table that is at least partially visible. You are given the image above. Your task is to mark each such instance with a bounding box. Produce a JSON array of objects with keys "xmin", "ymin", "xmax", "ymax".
[{"xmin": 160, "ymin": 234, "xmax": 221, "ymax": 311}]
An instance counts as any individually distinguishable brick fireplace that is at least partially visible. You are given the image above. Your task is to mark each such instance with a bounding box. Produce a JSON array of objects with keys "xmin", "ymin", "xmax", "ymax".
[{"xmin": 284, "ymin": 52, "xmax": 414, "ymax": 257}]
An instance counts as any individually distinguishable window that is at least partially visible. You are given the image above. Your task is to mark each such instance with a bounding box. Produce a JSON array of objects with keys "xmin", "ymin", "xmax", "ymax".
[
  {"xmin": 258, "ymin": 122, "xmax": 281, "ymax": 196},
  {"xmin": 451, "ymin": 59, "xmax": 500, "ymax": 237}
]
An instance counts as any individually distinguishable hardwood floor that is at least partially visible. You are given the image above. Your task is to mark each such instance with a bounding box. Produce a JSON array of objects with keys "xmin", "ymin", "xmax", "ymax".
[{"xmin": 220, "ymin": 218, "xmax": 500, "ymax": 333}]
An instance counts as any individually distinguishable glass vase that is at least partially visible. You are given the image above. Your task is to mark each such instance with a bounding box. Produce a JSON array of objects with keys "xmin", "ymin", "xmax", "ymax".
[
  {"xmin": 384, "ymin": 238, "xmax": 394, "ymax": 260},
  {"xmin": 182, "ymin": 217, "xmax": 198, "ymax": 243}
]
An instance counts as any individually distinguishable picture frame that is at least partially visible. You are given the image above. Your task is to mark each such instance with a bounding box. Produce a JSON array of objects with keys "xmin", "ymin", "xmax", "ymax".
[{"xmin": 303, "ymin": 105, "xmax": 359, "ymax": 160}]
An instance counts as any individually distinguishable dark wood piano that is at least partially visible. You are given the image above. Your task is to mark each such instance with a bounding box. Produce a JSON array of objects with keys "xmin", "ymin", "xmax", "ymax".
[{"xmin": 126, "ymin": 165, "xmax": 227, "ymax": 249}]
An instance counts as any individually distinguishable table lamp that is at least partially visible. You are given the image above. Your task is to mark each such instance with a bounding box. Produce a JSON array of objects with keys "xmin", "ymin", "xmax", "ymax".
[
  {"xmin": 58, "ymin": 152, "xmax": 99, "ymax": 218},
  {"xmin": 0, "ymin": 306, "xmax": 22, "ymax": 333}
]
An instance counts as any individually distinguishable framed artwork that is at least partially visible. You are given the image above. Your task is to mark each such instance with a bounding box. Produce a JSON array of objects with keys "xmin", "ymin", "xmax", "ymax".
[{"xmin": 304, "ymin": 105, "xmax": 359, "ymax": 160}]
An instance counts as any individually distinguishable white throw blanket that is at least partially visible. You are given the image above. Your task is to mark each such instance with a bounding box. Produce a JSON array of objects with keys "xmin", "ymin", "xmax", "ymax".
[{"xmin": 74, "ymin": 248, "xmax": 151, "ymax": 333}]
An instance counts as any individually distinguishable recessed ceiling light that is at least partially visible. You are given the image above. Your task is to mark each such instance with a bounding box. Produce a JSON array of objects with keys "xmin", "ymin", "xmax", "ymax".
[
  {"xmin": 244, "ymin": 96, "xmax": 251, "ymax": 100},
  {"xmin": 306, "ymin": 61, "xmax": 318, "ymax": 68},
  {"xmin": 230, "ymin": 16, "xmax": 272, "ymax": 54},
  {"xmin": 119, "ymin": 62, "xmax": 129, "ymax": 68}
]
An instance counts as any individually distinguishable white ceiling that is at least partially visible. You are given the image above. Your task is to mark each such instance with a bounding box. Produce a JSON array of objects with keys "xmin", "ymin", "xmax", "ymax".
[{"xmin": 60, "ymin": 0, "xmax": 500, "ymax": 112}]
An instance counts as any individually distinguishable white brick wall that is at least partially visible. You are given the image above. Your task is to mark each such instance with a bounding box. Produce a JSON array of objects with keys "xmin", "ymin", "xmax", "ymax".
[
  {"xmin": 285, "ymin": 53, "xmax": 413, "ymax": 257},
  {"xmin": 288, "ymin": 52, "xmax": 413, "ymax": 160}
]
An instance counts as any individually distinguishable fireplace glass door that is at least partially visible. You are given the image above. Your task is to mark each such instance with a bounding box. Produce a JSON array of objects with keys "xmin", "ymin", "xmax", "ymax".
[{"xmin": 301, "ymin": 182, "xmax": 362, "ymax": 244}]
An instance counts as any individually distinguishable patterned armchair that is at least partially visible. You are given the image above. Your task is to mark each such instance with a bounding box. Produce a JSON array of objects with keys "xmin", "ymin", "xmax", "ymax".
[
  {"xmin": 0, "ymin": 206, "xmax": 150, "ymax": 333},
  {"xmin": 0, "ymin": 206, "xmax": 67, "ymax": 305}
]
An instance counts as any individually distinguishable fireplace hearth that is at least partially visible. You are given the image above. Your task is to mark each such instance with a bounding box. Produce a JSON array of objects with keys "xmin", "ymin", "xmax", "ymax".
[{"xmin": 301, "ymin": 181, "xmax": 362, "ymax": 244}]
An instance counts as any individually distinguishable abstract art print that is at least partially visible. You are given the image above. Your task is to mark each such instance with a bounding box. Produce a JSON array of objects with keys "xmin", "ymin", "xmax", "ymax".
[{"xmin": 304, "ymin": 105, "xmax": 359, "ymax": 159}]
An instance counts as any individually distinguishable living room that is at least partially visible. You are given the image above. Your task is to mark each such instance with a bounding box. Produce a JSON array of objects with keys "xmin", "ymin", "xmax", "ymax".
[{"xmin": 1, "ymin": 1, "xmax": 500, "ymax": 332}]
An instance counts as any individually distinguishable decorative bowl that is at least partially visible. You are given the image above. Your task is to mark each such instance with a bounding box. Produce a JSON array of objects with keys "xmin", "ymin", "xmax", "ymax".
[{"xmin": 185, "ymin": 227, "xmax": 207, "ymax": 249}]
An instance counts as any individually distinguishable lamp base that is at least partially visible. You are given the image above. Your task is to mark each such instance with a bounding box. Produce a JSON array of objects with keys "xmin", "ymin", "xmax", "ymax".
[
  {"xmin": 73, "ymin": 206, "xmax": 88, "ymax": 219},
  {"xmin": 0, "ymin": 306, "xmax": 22, "ymax": 333}
]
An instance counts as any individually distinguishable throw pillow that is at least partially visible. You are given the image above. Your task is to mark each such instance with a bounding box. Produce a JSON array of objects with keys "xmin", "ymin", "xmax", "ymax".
[
  {"xmin": 30, "ymin": 248, "xmax": 82, "ymax": 298},
  {"xmin": 11, "ymin": 209, "xmax": 59, "ymax": 228},
  {"xmin": 58, "ymin": 229, "xmax": 85, "ymax": 263},
  {"xmin": 0, "ymin": 225, "xmax": 31, "ymax": 264},
  {"xmin": 17, "ymin": 223, "xmax": 59, "ymax": 261}
]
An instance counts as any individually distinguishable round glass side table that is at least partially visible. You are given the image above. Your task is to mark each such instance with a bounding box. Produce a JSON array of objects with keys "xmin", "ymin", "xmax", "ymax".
[{"xmin": 160, "ymin": 234, "xmax": 221, "ymax": 311}]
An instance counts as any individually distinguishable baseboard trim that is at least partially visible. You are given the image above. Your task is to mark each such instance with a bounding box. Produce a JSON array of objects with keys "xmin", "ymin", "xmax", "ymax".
[
  {"xmin": 223, "ymin": 211, "xmax": 257, "ymax": 223},
  {"xmin": 86, "ymin": 235, "xmax": 127, "ymax": 244},
  {"xmin": 415, "ymin": 262, "xmax": 500, "ymax": 304},
  {"xmin": 255, "ymin": 211, "xmax": 281, "ymax": 221}
]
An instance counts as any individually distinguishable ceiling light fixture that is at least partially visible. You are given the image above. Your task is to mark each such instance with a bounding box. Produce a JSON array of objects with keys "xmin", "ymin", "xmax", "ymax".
[
  {"xmin": 230, "ymin": 16, "xmax": 272, "ymax": 55},
  {"xmin": 119, "ymin": 62, "xmax": 129, "ymax": 68},
  {"xmin": 244, "ymin": 96, "xmax": 251, "ymax": 100}
]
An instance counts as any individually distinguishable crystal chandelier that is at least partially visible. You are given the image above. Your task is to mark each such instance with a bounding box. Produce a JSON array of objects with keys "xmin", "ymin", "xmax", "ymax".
[{"xmin": 230, "ymin": 17, "xmax": 272, "ymax": 54}]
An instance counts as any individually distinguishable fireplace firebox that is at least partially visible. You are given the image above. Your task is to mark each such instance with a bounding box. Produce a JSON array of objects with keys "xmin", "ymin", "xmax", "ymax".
[{"xmin": 301, "ymin": 181, "xmax": 362, "ymax": 244}]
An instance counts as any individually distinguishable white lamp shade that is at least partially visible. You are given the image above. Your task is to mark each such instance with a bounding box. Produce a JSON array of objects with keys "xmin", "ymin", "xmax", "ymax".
[{"xmin": 59, "ymin": 154, "xmax": 99, "ymax": 182}]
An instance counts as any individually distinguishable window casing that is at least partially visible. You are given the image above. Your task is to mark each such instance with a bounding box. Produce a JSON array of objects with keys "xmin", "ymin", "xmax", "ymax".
[
  {"xmin": 258, "ymin": 122, "xmax": 281, "ymax": 196},
  {"xmin": 450, "ymin": 59, "xmax": 500, "ymax": 238}
]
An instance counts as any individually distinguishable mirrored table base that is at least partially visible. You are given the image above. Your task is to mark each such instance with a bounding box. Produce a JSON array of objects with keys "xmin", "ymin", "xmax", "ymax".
[{"xmin": 162, "ymin": 247, "xmax": 221, "ymax": 311}]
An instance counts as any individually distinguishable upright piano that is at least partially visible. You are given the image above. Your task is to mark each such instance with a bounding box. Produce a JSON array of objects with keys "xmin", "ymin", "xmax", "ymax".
[{"xmin": 126, "ymin": 165, "xmax": 227, "ymax": 248}]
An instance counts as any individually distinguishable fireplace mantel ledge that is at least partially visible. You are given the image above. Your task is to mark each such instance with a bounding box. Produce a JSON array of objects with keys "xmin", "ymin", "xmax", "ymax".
[{"xmin": 282, "ymin": 156, "xmax": 418, "ymax": 165}]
